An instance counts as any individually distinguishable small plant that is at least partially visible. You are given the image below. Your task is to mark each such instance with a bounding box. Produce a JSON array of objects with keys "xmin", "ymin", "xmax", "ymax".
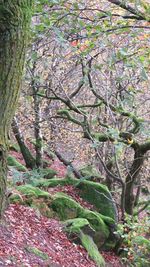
[{"xmin": 117, "ymin": 214, "xmax": 150, "ymax": 266}]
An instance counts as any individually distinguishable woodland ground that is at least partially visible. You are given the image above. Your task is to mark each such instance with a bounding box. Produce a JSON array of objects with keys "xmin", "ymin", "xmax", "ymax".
[{"xmin": 0, "ymin": 149, "xmax": 124, "ymax": 267}]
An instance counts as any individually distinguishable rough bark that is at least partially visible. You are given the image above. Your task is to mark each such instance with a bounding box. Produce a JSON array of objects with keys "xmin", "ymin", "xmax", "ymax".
[
  {"xmin": 0, "ymin": 0, "xmax": 33, "ymax": 217},
  {"xmin": 12, "ymin": 117, "xmax": 36, "ymax": 169}
]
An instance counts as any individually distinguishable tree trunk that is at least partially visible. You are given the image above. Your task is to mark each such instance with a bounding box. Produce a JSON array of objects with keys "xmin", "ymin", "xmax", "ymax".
[
  {"xmin": 0, "ymin": 0, "xmax": 33, "ymax": 217},
  {"xmin": 124, "ymin": 145, "xmax": 144, "ymax": 215},
  {"xmin": 12, "ymin": 117, "xmax": 36, "ymax": 169},
  {"xmin": 33, "ymin": 88, "xmax": 43, "ymax": 168}
]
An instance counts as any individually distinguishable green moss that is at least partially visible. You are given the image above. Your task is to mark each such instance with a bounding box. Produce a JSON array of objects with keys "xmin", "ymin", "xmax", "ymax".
[
  {"xmin": 31, "ymin": 200, "xmax": 55, "ymax": 218},
  {"xmin": 7, "ymin": 155, "xmax": 27, "ymax": 172},
  {"xmin": 51, "ymin": 193, "xmax": 109, "ymax": 247},
  {"xmin": 63, "ymin": 218, "xmax": 94, "ymax": 235},
  {"xmin": 9, "ymin": 194, "xmax": 23, "ymax": 204},
  {"xmin": 9, "ymin": 143, "xmax": 20, "ymax": 152},
  {"xmin": 38, "ymin": 168, "xmax": 57, "ymax": 179},
  {"xmin": 35, "ymin": 177, "xmax": 78, "ymax": 188},
  {"xmin": 25, "ymin": 246, "xmax": 49, "ymax": 260},
  {"xmin": 51, "ymin": 193, "xmax": 82, "ymax": 220},
  {"xmin": 79, "ymin": 164, "xmax": 102, "ymax": 179},
  {"xmin": 63, "ymin": 219, "xmax": 105, "ymax": 266},
  {"xmin": 80, "ymin": 231, "xmax": 105, "ymax": 267},
  {"xmin": 99, "ymin": 214, "xmax": 116, "ymax": 226},
  {"xmin": 81, "ymin": 209, "xmax": 109, "ymax": 236},
  {"xmin": 17, "ymin": 184, "xmax": 51, "ymax": 199},
  {"xmin": 77, "ymin": 180, "xmax": 117, "ymax": 221}
]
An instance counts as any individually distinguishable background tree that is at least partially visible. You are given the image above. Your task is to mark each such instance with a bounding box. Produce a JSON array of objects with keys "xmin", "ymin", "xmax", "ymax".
[
  {"xmin": 15, "ymin": 0, "xmax": 150, "ymax": 217},
  {"xmin": 0, "ymin": 0, "xmax": 33, "ymax": 217}
]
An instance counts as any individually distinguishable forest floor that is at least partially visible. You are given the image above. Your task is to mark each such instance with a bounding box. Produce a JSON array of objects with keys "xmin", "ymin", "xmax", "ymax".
[{"xmin": 0, "ymin": 148, "xmax": 123, "ymax": 267}]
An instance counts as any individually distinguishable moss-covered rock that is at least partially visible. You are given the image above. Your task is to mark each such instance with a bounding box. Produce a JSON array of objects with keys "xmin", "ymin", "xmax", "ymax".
[
  {"xmin": 77, "ymin": 180, "xmax": 117, "ymax": 222},
  {"xmin": 63, "ymin": 218, "xmax": 96, "ymax": 246},
  {"xmin": 63, "ymin": 218, "xmax": 105, "ymax": 266},
  {"xmin": 7, "ymin": 155, "xmax": 27, "ymax": 172},
  {"xmin": 50, "ymin": 193, "xmax": 110, "ymax": 247},
  {"xmin": 31, "ymin": 199, "xmax": 55, "ymax": 218},
  {"xmin": 35, "ymin": 177, "xmax": 78, "ymax": 188},
  {"xmin": 17, "ymin": 184, "xmax": 51, "ymax": 199},
  {"xmin": 81, "ymin": 210, "xmax": 110, "ymax": 248},
  {"xmin": 9, "ymin": 185, "xmax": 55, "ymax": 218},
  {"xmin": 51, "ymin": 192, "xmax": 81, "ymax": 220},
  {"xmin": 63, "ymin": 218, "xmax": 95, "ymax": 235},
  {"xmin": 36, "ymin": 176, "xmax": 117, "ymax": 223},
  {"xmin": 79, "ymin": 164, "xmax": 102, "ymax": 179},
  {"xmin": 80, "ymin": 232, "xmax": 105, "ymax": 267}
]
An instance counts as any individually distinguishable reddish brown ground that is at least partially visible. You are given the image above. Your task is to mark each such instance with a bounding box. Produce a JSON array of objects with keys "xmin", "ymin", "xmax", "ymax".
[{"xmin": 0, "ymin": 204, "xmax": 96, "ymax": 267}]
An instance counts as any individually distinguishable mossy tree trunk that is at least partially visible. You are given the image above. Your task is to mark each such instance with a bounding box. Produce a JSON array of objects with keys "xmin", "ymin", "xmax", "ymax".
[
  {"xmin": 12, "ymin": 117, "xmax": 36, "ymax": 169},
  {"xmin": 30, "ymin": 55, "xmax": 43, "ymax": 168},
  {"xmin": 33, "ymin": 86, "xmax": 43, "ymax": 168},
  {"xmin": 125, "ymin": 142, "xmax": 150, "ymax": 215},
  {"xmin": 0, "ymin": 0, "xmax": 33, "ymax": 217}
]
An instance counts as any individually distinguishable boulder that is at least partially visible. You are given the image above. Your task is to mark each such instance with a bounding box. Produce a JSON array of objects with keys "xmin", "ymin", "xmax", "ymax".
[
  {"xmin": 50, "ymin": 193, "xmax": 110, "ymax": 247},
  {"xmin": 79, "ymin": 164, "xmax": 102, "ymax": 179},
  {"xmin": 9, "ymin": 185, "xmax": 54, "ymax": 218},
  {"xmin": 76, "ymin": 180, "xmax": 117, "ymax": 222},
  {"xmin": 63, "ymin": 219, "xmax": 105, "ymax": 267}
]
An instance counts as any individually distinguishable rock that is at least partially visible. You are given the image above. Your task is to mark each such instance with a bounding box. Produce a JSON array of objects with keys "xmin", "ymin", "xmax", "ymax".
[
  {"xmin": 76, "ymin": 180, "xmax": 118, "ymax": 222},
  {"xmin": 80, "ymin": 231, "xmax": 105, "ymax": 267},
  {"xmin": 63, "ymin": 218, "xmax": 95, "ymax": 238},
  {"xmin": 9, "ymin": 185, "xmax": 54, "ymax": 218},
  {"xmin": 63, "ymin": 219, "xmax": 105, "ymax": 267},
  {"xmin": 79, "ymin": 164, "xmax": 102, "ymax": 179},
  {"xmin": 51, "ymin": 192, "xmax": 81, "ymax": 220},
  {"xmin": 34, "ymin": 177, "xmax": 78, "ymax": 188},
  {"xmin": 50, "ymin": 193, "xmax": 110, "ymax": 247},
  {"xmin": 17, "ymin": 184, "xmax": 51, "ymax": 199}
]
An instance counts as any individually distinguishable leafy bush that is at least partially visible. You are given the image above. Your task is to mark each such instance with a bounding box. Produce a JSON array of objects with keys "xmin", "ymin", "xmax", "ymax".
[{"xmin": 117, "ymin": 214, "xmax": 150, "ymax": 266}]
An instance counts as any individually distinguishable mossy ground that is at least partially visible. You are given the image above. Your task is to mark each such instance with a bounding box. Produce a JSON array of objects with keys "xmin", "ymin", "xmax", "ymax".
[
  {"xmin": 8, "ymin": 168, "xmax": 117, "ymax": 266},
  {"xmin": 7, "ymin": 155, "xmax": 27, "ymax": 172}
]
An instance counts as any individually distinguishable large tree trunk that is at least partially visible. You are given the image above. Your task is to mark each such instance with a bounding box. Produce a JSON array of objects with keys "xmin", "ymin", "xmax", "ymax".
[{"xmin": 0, "ymin": 0, "xmax": 33, "ymax": 217}]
